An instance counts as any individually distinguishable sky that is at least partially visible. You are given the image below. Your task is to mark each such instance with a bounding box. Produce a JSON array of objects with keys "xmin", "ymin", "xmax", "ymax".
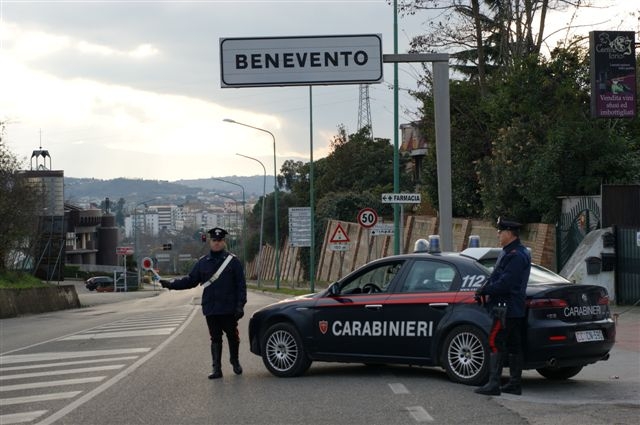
[{"xmin": 0, "ymin": 0, "xmax": 637, "ymax": 182}]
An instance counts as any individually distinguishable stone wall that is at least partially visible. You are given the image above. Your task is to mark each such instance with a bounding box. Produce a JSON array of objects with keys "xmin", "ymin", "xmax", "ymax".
[{"xmin": 0, "ymin": 285, "xmax": 80, "ymax": 319}]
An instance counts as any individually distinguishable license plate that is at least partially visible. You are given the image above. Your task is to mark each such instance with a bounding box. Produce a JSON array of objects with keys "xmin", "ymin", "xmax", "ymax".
[{"xmin": 575, "ymin": 330, "xmax": 604, "ymax": 342}]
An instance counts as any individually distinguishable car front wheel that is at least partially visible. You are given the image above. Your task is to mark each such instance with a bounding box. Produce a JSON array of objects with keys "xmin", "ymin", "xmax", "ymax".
[
  {"xmin": 442, "ymin": 325, "xmax": 489, "ymax": 386},
  {"xmin": 261, "ymin": 323, "xmax": 312, "ymax": 378},
  {"xmin": 536, "ymin": 366, "xmax": 583, "ymax": 380}
]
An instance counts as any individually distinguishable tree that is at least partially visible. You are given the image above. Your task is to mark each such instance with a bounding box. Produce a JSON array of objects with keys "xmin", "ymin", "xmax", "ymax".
[
  {"xmin": 0, "ymin": 123, "xmax": 41, "ymax": 272},
  {"xmin": 416, "ymin": 43, "xmax": 640, "ymax": 223},
  {"xmin": 400, "ymin": 0, "xmax": 586, "ymax": 94}
]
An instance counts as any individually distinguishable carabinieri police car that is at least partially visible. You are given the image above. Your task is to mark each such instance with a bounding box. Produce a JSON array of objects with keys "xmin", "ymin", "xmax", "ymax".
[{"xmin": 248, "ymin": 246, "xmax": 615, "ymax": 385}]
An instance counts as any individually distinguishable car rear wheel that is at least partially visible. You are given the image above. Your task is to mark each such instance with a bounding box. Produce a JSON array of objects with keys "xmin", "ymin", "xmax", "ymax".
[
  {"xmin": 442, "ymin": 325, "xmax": 489, "ymax": 386},
  {"xmin": 261, "ymin": 323, "xmax": 312, "ymax": 378},
  {"xmin": 536, "ymin": 366, "xmax": 583, "ymax": 380}
]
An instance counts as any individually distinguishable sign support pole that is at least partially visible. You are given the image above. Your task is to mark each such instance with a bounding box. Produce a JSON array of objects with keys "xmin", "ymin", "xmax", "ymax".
[{"xmin": 309, "ymin": 86, "xmax": 316, "ymax": 293}]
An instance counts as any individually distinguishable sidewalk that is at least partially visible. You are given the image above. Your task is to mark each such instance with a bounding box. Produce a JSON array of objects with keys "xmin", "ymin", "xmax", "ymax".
[{"xmin": 610, "ymin": 304, "xmax": 640, "ymax": 352}]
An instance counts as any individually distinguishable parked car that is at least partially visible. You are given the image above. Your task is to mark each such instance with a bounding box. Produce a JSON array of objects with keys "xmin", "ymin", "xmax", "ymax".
[
  {"xmin": 248, "ymin": 248, "xmax": 615, "ymax": 385},
  {"xmin": 85, "ymin": 276, "xmax": 113, "ymax": 291}
]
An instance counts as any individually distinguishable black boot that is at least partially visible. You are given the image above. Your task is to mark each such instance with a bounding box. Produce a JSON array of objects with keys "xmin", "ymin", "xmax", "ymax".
[
  {"xmin": 475, "ymin": 353, "xmax": 503, "ymax": 395},
  {"xmin": 229, "ymin": 339, "xmax": 243, "ymax": 375},
  {"xmin": 208, "ymin": 343, "xmax": 223, "ymax": 379},
  {"xmin": 501, "ymin": 354, "xmax": 523, "ymax": 395}
]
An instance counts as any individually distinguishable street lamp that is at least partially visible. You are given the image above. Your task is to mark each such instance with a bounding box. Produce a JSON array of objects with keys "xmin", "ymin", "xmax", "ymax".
[
  {"xmin": 237, "ymin": 153, "xmax": 266, "ymax": 288},
  {"xmin": 212, "ymin": 177, "xmax": 246, "ymax": 271},
  {"xmin": 216, "ymin": 193, "xmax": 240, "ymax": 254},
  {"xmin": 224, "ymin": 118, "xmax": 280, "ymax": 289},
  {"xmin": 134, "ymin": 199, "xmax": 154, "ymax": 286}
]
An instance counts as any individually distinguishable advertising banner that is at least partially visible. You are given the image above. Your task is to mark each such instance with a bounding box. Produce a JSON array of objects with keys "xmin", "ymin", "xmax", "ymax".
[{"xmin": 590, "ymin": 31, "xmax": 636, "ymax": 118}]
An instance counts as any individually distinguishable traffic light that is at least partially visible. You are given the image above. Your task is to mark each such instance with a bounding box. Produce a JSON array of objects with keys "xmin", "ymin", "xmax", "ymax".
[{"xmin": 162, "ymin": 243, "xmax": 172, "ymax": 251}]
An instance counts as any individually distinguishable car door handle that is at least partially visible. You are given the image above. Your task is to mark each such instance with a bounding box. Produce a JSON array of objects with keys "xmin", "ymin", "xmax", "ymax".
[
  {"xmin": 365, "ymin": 304, "xmax": 383, "ymax": 310},
  {"xmin": 428, "ymin": 303, "xmax": 449, "ymax": 308}
]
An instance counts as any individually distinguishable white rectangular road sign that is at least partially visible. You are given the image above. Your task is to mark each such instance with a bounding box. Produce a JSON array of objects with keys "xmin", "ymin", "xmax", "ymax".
[
  {"xmin": 220, "ymin": 34, "xmax": 383, "ymax": 88},
  {"xmin": 371, "ymin": 223, "xmax": 394, "ymax": 236},
  {"xmin": 329, "ymin": 243, "xmax": 349, "ymax": 252},
  {"xmin": 156, "ymin": 253, "xmax": 171, "ymax": 263},
  {"xmin": 289, "ymin": 207, "xmax": 312, "ymax": 247},
  {"xmin": 381, "ymin": 193, "xmax": 422, "ymax": 204}
]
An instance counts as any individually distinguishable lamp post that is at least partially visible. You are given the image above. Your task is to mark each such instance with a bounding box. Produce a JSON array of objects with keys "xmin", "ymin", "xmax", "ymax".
[
  {"xmin": 216, "ymin": 193, "xmax": 240, "ymax": 254},
  {"xmin": 134, "ymin": 199, "xmax": 154, "ymax": 286},
  {"xmin": 212, "ymin": 177, "xmax": 246, "ymax": 271},
  {"xmin": 236, "ymin": 153, "xmax": 266, "ymax": 289},
  {"xmin": 224, "ymin": 118, "xmax": 280, "ymax": 289}
]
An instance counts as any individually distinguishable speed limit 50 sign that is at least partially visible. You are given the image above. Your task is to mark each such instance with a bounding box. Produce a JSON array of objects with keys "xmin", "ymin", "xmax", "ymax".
[{"xmin": 357, "ymin": 208, "xmax": 378, "ymax": 228}]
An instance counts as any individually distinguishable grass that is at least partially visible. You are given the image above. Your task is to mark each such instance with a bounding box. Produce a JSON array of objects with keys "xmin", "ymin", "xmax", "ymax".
[{"xmin": 0, "ymin": 271, "xmax": 48, "ymax": 289}]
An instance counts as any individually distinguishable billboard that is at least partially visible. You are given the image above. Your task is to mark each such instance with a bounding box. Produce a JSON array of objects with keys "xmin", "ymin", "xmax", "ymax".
[
  {"xmin": 220, "ymin": 34, "xmax": 383, "ymax": 88},
  {"xmin": 590, "ymin": 31, "xmax": 636, "ymax": 118}
]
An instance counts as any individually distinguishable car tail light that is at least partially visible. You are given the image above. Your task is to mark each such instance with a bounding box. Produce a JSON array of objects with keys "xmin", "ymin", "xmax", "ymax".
[
  {"xmin": 527, "ymin": 298, "xmax": 568, "ymax": 309},
  {"xmin": 597, "ymin": 295, "xmax": 610, "ymax": 305},
  {"xmin": 548, "ymin": 335, "xmax": 567, "ymax": 341}
]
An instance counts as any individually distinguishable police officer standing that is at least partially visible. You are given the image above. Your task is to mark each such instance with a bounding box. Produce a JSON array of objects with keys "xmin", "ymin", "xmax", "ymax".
[
  {"xmin": 160, "ymin": 227, "xmax": 247, "ymax": 379},
  {"xmin": 475, "ymin": 217, "xmax": 531, "ymax": 396}
]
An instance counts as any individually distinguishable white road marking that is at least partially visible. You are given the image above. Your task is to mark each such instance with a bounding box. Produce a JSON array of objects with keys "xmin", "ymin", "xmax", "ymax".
[
  {"xmin": 60, "ymin": 328, "xmax": 174, "ymax": 340},
  {"xmin": 0, "ymin": 356, "xmax": 139, "ymax": 372},
  {"xmin": 1, "ymin": 376, "xmax": 106, "ymax": 391},
  {"xmin": 34, "ymin": 305, "xmax": 199, "ymax": 425},
  {"xmin": 0, "ymin": 348, "xmax": 151, "ymax": 365},
  {"xmin": 389, "ymin": 383, "xmax": 410, "ymax": 394},
  {"xmin": 1, "ymin": 365, "xmax": 123, "ymax": 380},
  {"xmin": 94, "ymin": 323, "xmax": 181, "ymax": 331},
  {"xmin": 0, "ymin": 410, "xmax": 48, "ymax": 424},
  {"xmin": 0, "ymin": 391, "xmax": 81, "ymax": 406},
  {"xmin": 406, "ymin": 406, "xmax": 434, "ymax": 422}
]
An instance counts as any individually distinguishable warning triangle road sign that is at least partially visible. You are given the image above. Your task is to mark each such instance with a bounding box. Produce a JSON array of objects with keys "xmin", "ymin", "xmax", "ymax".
[{"xmin": 329, "ymin": 223, "xmax": 350, "ymax": 243}]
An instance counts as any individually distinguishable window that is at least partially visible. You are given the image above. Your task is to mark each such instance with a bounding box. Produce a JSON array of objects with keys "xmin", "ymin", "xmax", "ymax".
[
  {"xmin": 400, "ymin": 260, "xmax": 457, "ymax": 293},
  {"xmin": 339, "ymin": 261, "xmax": 404, "ymax": 295}
]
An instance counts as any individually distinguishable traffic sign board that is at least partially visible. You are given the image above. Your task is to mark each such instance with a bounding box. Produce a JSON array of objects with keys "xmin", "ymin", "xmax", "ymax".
[
  {"xmin": 329, "ymin": 223, "xmax": 350, "ymax": 243},
  {"xmin": 329, "ymin": 243, "xmax": 349, "ymax": 252},
  {"xmin": 381, "ymin": 193, "xmax": 421, "ymax": 204},
  {"xmin": 357, "ymin": 208, "xmax": 378, "ymax": 228},
  {"xmin": 289, "ymin": 207, "xmax": 312, "ymax": 247},
  {"xmin": 371, "ymin": 223, "xmax": 394, "ymax": 236},
  {"xmin": 116, "ymin": 246, "xmax": 134, "ymax": 255}
]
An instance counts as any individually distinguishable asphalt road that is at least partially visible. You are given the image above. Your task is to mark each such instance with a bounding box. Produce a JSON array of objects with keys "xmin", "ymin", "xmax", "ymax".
[{"xmin": 1, "ymin": 283, "xmax": 638, "ymax": 425}]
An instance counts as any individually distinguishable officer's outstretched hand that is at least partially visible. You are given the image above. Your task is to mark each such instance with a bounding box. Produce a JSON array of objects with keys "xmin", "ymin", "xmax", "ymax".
[
  {"xmin": 159, "ymin": 279, "xmax": 172, "ymax": 289},
  {"xmin": 235, "ymin": 308, "xmax": 244, "ymax": 320}
]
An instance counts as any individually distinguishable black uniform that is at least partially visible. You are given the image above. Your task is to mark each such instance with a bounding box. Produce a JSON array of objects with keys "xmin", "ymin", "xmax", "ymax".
[
  {"xmin": 475, "ymin": 217, "xmax": 531, "ymax": 396},
  {"xmin": 161, "ymin": 227, "xmax": 247, "ymax": 379}
]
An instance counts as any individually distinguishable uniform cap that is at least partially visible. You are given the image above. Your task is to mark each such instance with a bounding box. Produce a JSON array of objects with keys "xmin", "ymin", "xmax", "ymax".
[
  {"xmin": 496, "ymin": 216, "xmax": 523, "ymax": 231},
  {"xmin": 207, "ymin": 227, "xmax": 228, "ymax": 240}
]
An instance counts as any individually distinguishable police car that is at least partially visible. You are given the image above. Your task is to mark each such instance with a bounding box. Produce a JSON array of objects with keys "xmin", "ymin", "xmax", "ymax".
[{"xmin": 248, "ymin": 245, "xmax": 615, "ymax": 385}]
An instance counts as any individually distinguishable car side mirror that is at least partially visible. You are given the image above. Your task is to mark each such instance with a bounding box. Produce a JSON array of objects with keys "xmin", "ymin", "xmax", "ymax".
[{"xmin": 328, "ymin": 282, "xmax": 340, "ymax": 296}]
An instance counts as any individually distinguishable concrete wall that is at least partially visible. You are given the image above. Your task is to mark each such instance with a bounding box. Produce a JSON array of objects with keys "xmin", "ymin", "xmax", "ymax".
[
  {"xmin": 560, "ymin": 227, "xmax": 616, "ymax": 301},
  {"xmin": 0, "ymin": 285, "xmax": 80, "ymax": 319},
  {"xmin": 244, "ymin": 215, "xmax": 557, "ymax": 287}
]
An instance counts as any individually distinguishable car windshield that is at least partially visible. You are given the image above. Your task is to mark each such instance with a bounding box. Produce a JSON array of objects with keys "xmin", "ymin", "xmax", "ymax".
[{"xmin": 528, "ymin": 264, "xmax": 572, "ymax": 284}]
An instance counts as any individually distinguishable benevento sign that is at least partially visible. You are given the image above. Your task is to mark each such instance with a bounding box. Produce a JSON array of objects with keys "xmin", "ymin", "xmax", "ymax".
[{"xmin": 220, "ymin": 34, "xmax": 383, "ymax": 88}]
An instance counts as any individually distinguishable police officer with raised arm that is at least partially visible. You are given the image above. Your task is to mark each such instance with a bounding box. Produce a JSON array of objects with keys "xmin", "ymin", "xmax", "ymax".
[
  {"xmin": 160, "ymin": 227, "xmax": 247, "ymax": 379},
  {"xmin": 475, "ymin": 217, "xmax": 531, "ymax": 396}
]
